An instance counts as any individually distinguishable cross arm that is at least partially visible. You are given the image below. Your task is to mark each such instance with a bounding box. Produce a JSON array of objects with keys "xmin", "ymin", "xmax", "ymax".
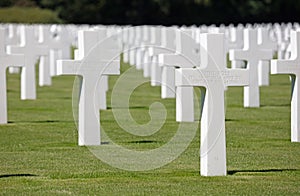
[
  {"xmin": 175, "ymin": 68, "xmax": 206, "ymax": 87},
  {"xmin": 225, "ymin": 69, "xmax": 249, "ymax": 87},
  {"xmin": 158, "ymin": 53, "xmax": 197, "ymax": 68},
  {"xmin": 1, "ymin": 54, "xmax": 25, "ymax": 68},
  {"xmin": 6, "ymin": 45, "xmax": 24, "ymax": 54},
  {"xmin": 37, "ymin": 45, "xmax": 50, "ymax": 56},
  {"xmin": 271, "ymin": 59, "xmax": 299, "ymax": 75},
  {"xmin": 148, "ymin": 47, "xmax": 175, "ymax": 56},
  {"xmin": 56, "ymin": 60, "xmax": 82, "ymax": 76},
  {"xmin": 229, "ymin": 49, "xmax": 248, "ymax": 61},
  {"xmin": 57, "ymin": 59, "xmax": 120, "ymax": 76},
  {"xmin": 49, "ymin": 40, "xmax": 66, "ymax": 50}
]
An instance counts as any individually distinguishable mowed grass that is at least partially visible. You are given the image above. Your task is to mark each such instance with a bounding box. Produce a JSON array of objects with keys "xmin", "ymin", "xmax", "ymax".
[
  {"xmin": 0, "ymin": 61, "xmax": 300, "ymax": 195},
  {"xmin": 0, "ymin": 7, "xmax": 62, "ymax": 24}
]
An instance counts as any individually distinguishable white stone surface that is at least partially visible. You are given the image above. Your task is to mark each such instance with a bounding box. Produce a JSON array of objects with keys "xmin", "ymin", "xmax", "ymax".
[
  {"xmin": 142, "ymin": 26, "xmax": 152, "ymax": 78},
  {"xmin": 7, "ymin": 24, "xmax": 21, "ymax": 74},
  {"xmin": 228, "ymin": 26, "xmax": 245, "ymax": 69},
  {"xmin": 271, "ymin": 30, "xmax": 300, "ymax": 142},
  {"xmin": 122, "ymin": 26, "xmax": 130, "ymax": 64},
  {"xmin": 0, "ymin": 28, "xmax": 24, "ymax": 124},
  {"xmin": 257, "ymin": 27, "xmax": 277, "ymax": 86},
  {"xmin": 175, "ymin": 33, "xmax": 249, "ymax": 176},
  {"xmin": 148, "ymin": 26, "xmax": 176, "ymax": 96},
  {"xmin": 149, "ymin": 26, "xmax": 162, "ymax": 86},
  {"xmin": 57, "ymin": 30, "xmax": 120, "ymax": 146},
  {"xmin": 135, "ymin": 26, "xmax": 144, "ymax": 70},
  {"xmin": 7, "ymin": 25, "xmax": 48, "ymax": 100},
  {"xmin": 128, "ymin": 27, "xmax": 136, "ymax": 66},
  {"xmin": 229, "ymin": 28, "xmax": 273, "ymax": 107},
  {"xmin": 38, "ymin": 26, "xmax": 53, "ymax": 86},
  {"xmin": 159, "ymin": 29, "xmax": 200, "ymax": 122}
]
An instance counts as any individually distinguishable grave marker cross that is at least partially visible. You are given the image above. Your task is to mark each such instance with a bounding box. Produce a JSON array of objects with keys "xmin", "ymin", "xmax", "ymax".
[
  {"xmin": 257, "ymin": 27, "xmax": 277, "ymax": 86},
  {"xmin": 7, "ymin": 25, "xmax": 48, "ymax": 100},
  {"xmin": 271, "ymin": 30, "xmax": 300, "ymax": 142},
  {"xmin": 57, "ymin": 30, "xmax": 120, "ymax": 146},
  {"xmin": 0, "ymin": 28, "xmax": 24, "ymax": 124},
  {"xmin": 229, "ymin": 28, "xmax": 273, "ymax": 107},
  {"xmin": 175, "ymin": 33, "xmax": 249, "ymax": 176},
  {"xmin": 159, "ymin": 29, "xmax": 200, "ymax": 122}
]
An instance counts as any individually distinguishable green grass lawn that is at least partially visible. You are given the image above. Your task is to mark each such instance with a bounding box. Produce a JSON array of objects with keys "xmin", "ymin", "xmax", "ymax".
[
  {"xmin": 0, "ymin": 62, "xmax": 300, "ymax": 195},
  {"xmin": 0, "ymin": 7, "xmax": 62, "ymax": 24}
]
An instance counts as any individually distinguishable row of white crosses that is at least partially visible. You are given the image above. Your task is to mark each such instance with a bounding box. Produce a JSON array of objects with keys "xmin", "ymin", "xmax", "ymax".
[
  {"xmin": 122, "ymin": 25, "xmax": 277, "ymax": 115},
  {"xmin": 121, "ymin": 24, "xmax": 300, "ymax": 176},
  {"xmin": 1, "ymin": 23, "xmax": 299, "ymax": 177},
  {"xmin": 0, "ymin": 24, "xmax": 75, "ymax": 124},
  {"xmin": 123, "ymin": 26, "xmax": 248, "ymax": 175}
]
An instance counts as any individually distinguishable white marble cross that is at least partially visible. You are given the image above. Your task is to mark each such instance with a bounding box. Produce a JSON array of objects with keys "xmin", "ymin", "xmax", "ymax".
[
  {"xmin": 227, "ymin": 26, "xmax": 244, "ymax": 51},
  {"xmin": 274, "ymin": 23, "xmax": 290, "ymax": 60},
  {"xmin": 122, "ymin": 26, "xmax": 130, "ymax": 64},
  {"xmin": 57, "ymin": 31, "xmax": 120, "ymax": 146},
  {"xmin": 159, "ymin": 29, "xmax": 200, "ymax": 122},
  {"xmin": 229, "ymin": 28, "xmax": 273, "ymax": 107},
  {"xmin": 49, "ymin": 25, "xmax": 74, "ymax": 77},
  {"xmin": 0, "ymin": 28, "xmax": 24, "ymax": 124},
  {"xmin": 158, "ymin": 27, "xmax": 177, "ymax": 99},
  {"xmin": 257, "ymin": 27, "xmax": 277, "ymax": 86},
  {"xmin": 271, "ymin": 30, "xmax": 300, "ymax": 142},
  {"xmin": 142, "ymin": 26, "xmax": 153, "ymax": 77},
  {"xmin": 149, "ymin": 26, "xmax": 176, "ymax": 89},
  {"xmin": 136, "ymin": 26, "xmax": 149, "ymax": 70},
  {"xmin": 93, "ymin": 28, "xmax": 111, "ymax": 110},
  {"xmin": 7, "ymin": 25, "xmax": 48, "ymax": 100},
  {"xmin": 134, "ymin": 26, "xmax": 144, "ymax": 70},
  {"xmin": 175, "ymin": 33, "xmax": 249, "ymax": 176},
  {"xmin": 38, "ymin": 25, "xmax": 66, "ymax": 86},
  {"xmin": 57, "ymin": 25, "xmax": 73, "ymax": 60},
  {"xmin": 128, "ymin": 27, "xmax": 136, "ymax": 66},
  {"xmin": 227, "ymin": 26, "xmax": 245, "ymax": 69},
  {"xmin": 7, "ymin": 24, "xmax": 21, "ymax": 74},
  {"xmin": 149, "ymin": 26, "xmax": 163, "ymax": 86}
]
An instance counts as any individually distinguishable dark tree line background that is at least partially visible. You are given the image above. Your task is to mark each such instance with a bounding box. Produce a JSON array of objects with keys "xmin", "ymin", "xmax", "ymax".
[{"xmin": 1, "ymin": 0, "xmax": 300, "ymax": 25}]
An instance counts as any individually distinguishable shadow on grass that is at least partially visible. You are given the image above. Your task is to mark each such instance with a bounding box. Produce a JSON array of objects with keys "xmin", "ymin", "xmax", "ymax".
[
  {"xmin": 0, "ymin": 174, "xmax": 38, "ymax": 178},
  {"xmin": 8, "ymin": 120, "xmax": 74, "ymax": 124},
  {"xmin": 107, "ymin": 106, "xmax": 149, "ymax": 110},
  {"xmin": 260, "ymin": 104, "xmax": 290, "ymax": 108},
  {"xmin": 128, "ymin": 140, "xmax": 161, "ymax": 144},
  {"xmin": 225, "ymin": 118, "xmax": 240, "ymax": 122},
  {"xmin": 228, "ymin": 168, "xmax": 299, "ymax": 175}
]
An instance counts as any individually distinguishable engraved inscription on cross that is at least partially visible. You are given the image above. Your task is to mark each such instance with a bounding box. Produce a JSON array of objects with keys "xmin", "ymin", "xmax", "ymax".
[
  {"xmin": 229, "ymin": 28, "xmax": 273, "ymax": 107},
  {"xmin": 57, "ymin": 30, "xmax": 120, "ymax": 146},
  {"xmin": 271, "ymin": 30, "xmax": 300, "ymax": 142},
  {"xmin": 7, "ymin": 25, "xmax": 48, "ymax": 100},
  {"xmin": 0, "ymin": 28, "xmax": 24, "ymax": 124},
  {"xmin": 175, "ymin": 33, "xmax": 249, "ymax": 176}
]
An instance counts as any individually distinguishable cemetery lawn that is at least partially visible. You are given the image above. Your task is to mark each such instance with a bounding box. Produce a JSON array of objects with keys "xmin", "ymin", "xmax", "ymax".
[
  {"xmin": 0, "ymin": 7, "xmax": 62, "ymax": 24},
  {"xmin": 1, "ymin": 63, "xmax": 300, "ymax": 195}
]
